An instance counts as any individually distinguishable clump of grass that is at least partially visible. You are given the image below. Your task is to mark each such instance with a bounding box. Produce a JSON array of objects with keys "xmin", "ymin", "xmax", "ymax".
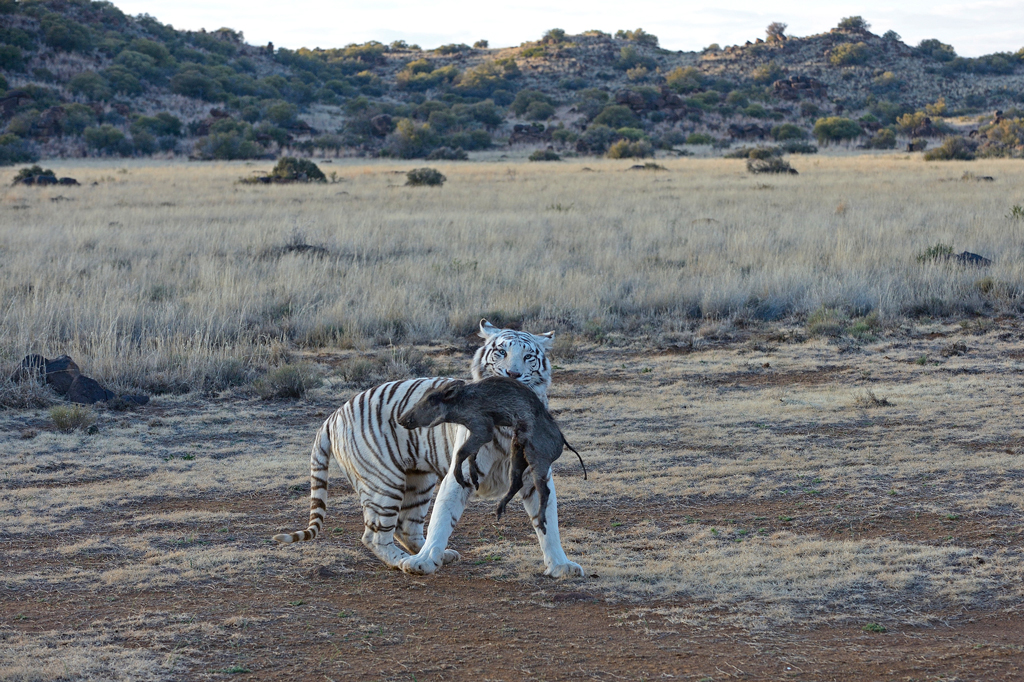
[
  {"xmin": 846, "ymin": 311, "xmax": 880, "ymax": 340},
  {"xmin": 854, "ymin": 389, "xmax": 893, "ymax": 408},
  {"xmin": 916, "ymin": 243, "xmax": 954, "ymax": 264},
  {"xmin": 806, "ymin": 306, "xmax": 847, "ymax": 337},
  {"xmin": 862, "ymin": 623, "xmax": 887, "ymax": 633},
  {"xmin": 405, "ymin": 168, "xmax": 446, "ymax": 186},
  {"xmin": 941, "ymin": 341, "xmax": 968, "ymax": 357},
  {"xmin": 50, "ymin": 405, "xmax": 96, "ymax": 432},
  {"xmin": 1008, "ymin": 205, "xmax": 1024, "ymax": 221},
  {"xmin": 254, "ymin": 363, "xmax": 323, "ymax": 400},
  {"xmin": 0, "ymin": 378, "xmax": 56, "ymax": 409},
  {"xmin": 334, "ymin": 347, "xmax": 436, "ymax": 389}
]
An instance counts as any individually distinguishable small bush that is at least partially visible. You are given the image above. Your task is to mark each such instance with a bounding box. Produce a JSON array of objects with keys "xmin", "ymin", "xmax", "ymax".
[
  {"xmin": 686, "ymin": 133, "xmax": 715, "ymax": 145},
  {"xmin": 770, "ymin": 124, "xmax": 806, "ymax": 141},
  {"xmin": 12, "ymin": 165, "xmax": 55, "ymax": 184},
  {"xmin": 867, "ymin": 128, "xmax": 897, "ymax": 149},
  {"xmin": 529, "ymin": 149, "xmax": 561, "ymax": 161},
  {"xmin": 50, "ymin": 405, "xmax": 96, "ymax": 432},
  {"xmin": 254, "ymin": 364, "xmax": 322, "ymax": 400},
  {"xmin": 829, "ymin": 42, "xmax": 870, "ymax": 66},
  {"xmin": 270, "ymin": 157, "xmax": 327, "ymax": 182},
  {"xmin": 593, "ymin": 105, "xmax": 639, "ymax": 128},
  {"xmin": 746, "ymin": 157, "xmax": 796, "ymax": 174},
  {"xmin": 923, "ymin": 137, "xmax": 977, "ymax": 161},
  {"xmin": 406, "ymin": 168, "xmax": 446, "ymax": 186},
  {"xmin": 813, "ymin": 117, "xmax": 862, "ymax": 145},
  {"xmin": 607, "ymin": 139, "xmax": 653, "ymax": 159},
  {"xmin": 84, "ymin": 125, "xmax": 133, "ymax": 156},
  {"xmin": 916, "ymin": 243, "xmax": 954, "ymax": 263},
  {"xmin": 836, "ymin": 16, "xmax": 870, "ymax": 31},
  {"xmin": 0, "ymin": 135, "xmax": 39, "ymax": 166}
]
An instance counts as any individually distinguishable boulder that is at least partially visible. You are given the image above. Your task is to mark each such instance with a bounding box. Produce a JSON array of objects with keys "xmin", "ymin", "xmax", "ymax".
[
  {"xmin": 9, "ymin": 354, "xmax": 80, "ymax": 393},
  {"xmin": 43, "ymin": 355, "xmax": 81, "ymax": 394},
  {"xmin": 67, "ymin": 375, "xmax": 116, "ymax": 404},
  {"xmin": 954, "ymin": 251, "xmax": 992, "ymax": 267},
  {"xmin": 58, "ymin": 177, "xmax": 80, "ymax": 185}
]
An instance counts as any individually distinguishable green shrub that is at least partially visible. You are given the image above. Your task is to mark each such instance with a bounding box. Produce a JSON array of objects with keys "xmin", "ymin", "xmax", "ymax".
[
  {"xmin": 270, "ymin": 157, "xmax": 327, "ymax": 182},
  {"xmin": 916, "ymin": 243, "xmax": 954, "ymax": 264},
  {"xmin": 923, "ymin": 136, "xmax": 976, "ymax": 161},
  {"xmin": 50, "ymin": 405, "xmax": 96, "ymax": 432},
  {"xmin": 606, "ymin": 139, "xmax": 653, "ymax": 159},
  {"xmin": 0, "ymin": 44, "xmax": 23, "ymax": 70},
  {"xmin": 830, "ymin": 42, "xmax": 870, "ymax": 66},
  {"xmin": 592, "ymin": 105, "xmax": 639, "ymax": 128},
  {"xmin": 615, "ymin": 45, "xmax": 655, "ymax": 71},
  {"xmin": 579, "ymin": 124, "xmax": 617, "ymax": 153},
  {"xmin": 385, "ymin": 119, "xmax": 440, "ymax": 159},
  {"xmin": 813, "ymin": 117, "xmax": 862, "ymax": 145},
  {"xmin": 131, "ymin": 113, "xmax": 182, "ymax": 138},
  {"xmin": 529, "ymin": 149, "xmax": 561, "ymax": 161},
  {"xmin": 194, "ymin": 131, "xmax": 264, "ymax": 160},
  {"xmin": 68, "ymin": 72, "xmax": 111, "ymax": 100},
  {"xmin": 511, "ymin": 90, "xmax": 554, "ymax": 116},
  {"xmin": 771, "ymin": 124, "xmax": 806, "ymax": 141},
  {"xmin": 525, "ymin": 101, "xmax": 555, "ymax": 120},
  {"xmin": 41, "ymin": 14, "xmax": 93, "ymax": 52},
  {"xmin": 686, "ymin": 133, "xmax": 715, "ymax": 145},
  {"xmin": 615, "ymin": 28, "xmax": 659, "ymax": 46},
  {"xmin": 405, "ymin": 167, "xmax": 446, "ymax": 186},
  {"xmin": 84, "ymin": 125, "xmax": 133, "ymax": 156},
  {"xmin": 255, "ymin": 364, "xmax": 322, "ymax": 400},
  {"xmin": 0, "ymin": 134, "xmax": 38, "ymax": 166},
  {"xmin": 867, "ymin": 128, "xmax": 897, "ymax": 149},
  {"xmin": 916, "ymin": 39, "xmax": 956, "ymax": 62},
  {"xmin": 102, "ymin": 66, "xmax": 142, "ymax": 95},
  {"xmin": 170, "ymin": 70, "xmax": 224, "ymax": 101},
  {"xmin": 752, "ymin": 61, "xmax": 784, "ymax": 85},
  {"xmin": 473, "ymin": 40, "xmax": 489, "ymax": 49},
  {"xmin": 836, "ymin": 16, "xmax": 870, "ymax": 31},
  {"xmin": 665, "ymin": 66, "xmax": 705, "ymax": 93}
]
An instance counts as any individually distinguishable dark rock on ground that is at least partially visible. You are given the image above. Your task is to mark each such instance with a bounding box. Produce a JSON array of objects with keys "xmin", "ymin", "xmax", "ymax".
[
  {"xmin": 9, "ymin": 354, "xmax": 81, "ymax": 394},
  {"xmin": 67, "ymin": 375, "xmax": 117, "ymax": 404},
  {"xmin": 955, "ymin": 251, "xmax": 992, "ymax": 267}
]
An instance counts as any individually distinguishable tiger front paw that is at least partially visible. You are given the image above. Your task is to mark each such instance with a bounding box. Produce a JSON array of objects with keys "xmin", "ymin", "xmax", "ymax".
[
  {"xmin": 544, "ymin": 561, "xmax": 585, "ymax": 579},
  {"xmin": 399, "ymin": 546, "xmax": 446, "ymax": 575}
]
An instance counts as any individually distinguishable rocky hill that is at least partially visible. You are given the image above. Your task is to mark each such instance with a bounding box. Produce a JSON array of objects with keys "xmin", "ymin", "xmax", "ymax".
[{"xmin": 1, "ymin": 3, "xmax": 1022, "ymax": 164}]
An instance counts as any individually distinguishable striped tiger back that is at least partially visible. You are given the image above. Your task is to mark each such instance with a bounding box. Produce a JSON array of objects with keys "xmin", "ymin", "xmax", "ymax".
[{"xmin": 273, "ymin": 319, "xmax": 556, "ymax": 570}]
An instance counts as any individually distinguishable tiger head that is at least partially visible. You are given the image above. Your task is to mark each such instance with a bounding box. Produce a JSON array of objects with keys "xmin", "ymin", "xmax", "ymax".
[{"xmin": 471, "ymin": 319, "xmax": 554, "ymax": 405}]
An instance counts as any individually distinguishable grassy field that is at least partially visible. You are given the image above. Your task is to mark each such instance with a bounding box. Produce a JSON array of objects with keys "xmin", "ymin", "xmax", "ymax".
[
  {"xmin": 2, "ymin": 156, "xmax": 1024, "ymax": 680},
  {"xmin": 0, "ymin": 155, "xmax": 1022, "ymax": 396}
]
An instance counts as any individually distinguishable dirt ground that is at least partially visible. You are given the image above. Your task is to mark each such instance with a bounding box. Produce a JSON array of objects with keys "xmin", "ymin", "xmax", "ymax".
[{"xmin": 3, "ymin": 318, "xmax": 1024, "ymax": 680}]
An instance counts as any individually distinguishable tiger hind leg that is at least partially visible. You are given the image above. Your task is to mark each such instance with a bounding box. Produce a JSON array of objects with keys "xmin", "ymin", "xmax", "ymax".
[{"xmin": 356, "ymin": 486, "xmax": 411, "ymax": 568}]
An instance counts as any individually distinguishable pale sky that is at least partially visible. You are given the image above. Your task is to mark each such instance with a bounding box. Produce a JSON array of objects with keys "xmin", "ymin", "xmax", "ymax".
[{"xmin": 109, "ymin": 1, "xmax": 1024, "ymax": 59}]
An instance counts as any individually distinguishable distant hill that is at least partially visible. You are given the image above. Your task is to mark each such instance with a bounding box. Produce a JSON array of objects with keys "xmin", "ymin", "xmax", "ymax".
[{"xmin": 1, "ymin": 4, "xmax": 1023, "ymax": 164}]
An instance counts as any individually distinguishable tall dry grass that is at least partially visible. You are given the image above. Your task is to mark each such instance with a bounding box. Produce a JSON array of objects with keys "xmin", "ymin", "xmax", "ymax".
[{"xmin": 1, "ymin": 156, "xmax": 1022, "ymax": 392}]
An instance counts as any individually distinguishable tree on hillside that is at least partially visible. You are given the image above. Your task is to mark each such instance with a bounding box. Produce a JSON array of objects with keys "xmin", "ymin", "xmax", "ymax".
[
  {"xmin": 813, "ymin": 117, "xmax": 863, "ymax": 145},
  {"xmin": 836, "ymin": 16, "xmax": 870, "ymax": 32},
  {"xmin": 766, "ymin": 22, "xmax": 787, "ymax": 42}
]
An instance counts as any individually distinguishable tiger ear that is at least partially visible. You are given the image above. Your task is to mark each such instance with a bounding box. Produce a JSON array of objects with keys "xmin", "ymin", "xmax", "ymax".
[
  {"xmin": 534, "ymin": 330, "xmax": 555, "ymax": 350},
  {"xmin": 478, "ymin": 319, "xmax": 501, "ymax": 340}
]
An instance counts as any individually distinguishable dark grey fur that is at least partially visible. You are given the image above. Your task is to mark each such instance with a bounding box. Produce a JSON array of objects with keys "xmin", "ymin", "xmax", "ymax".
[{"xmin": 396, "ymin": 376, "xmax": 585, "ymax": 534}]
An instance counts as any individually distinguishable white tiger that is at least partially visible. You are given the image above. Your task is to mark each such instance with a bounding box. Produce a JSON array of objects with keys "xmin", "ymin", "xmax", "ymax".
[{"xmin": 273, "ymin": 319, "xmax": 584, "ymax": 579}]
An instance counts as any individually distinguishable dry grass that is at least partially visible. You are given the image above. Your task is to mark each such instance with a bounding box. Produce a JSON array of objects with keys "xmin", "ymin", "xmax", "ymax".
[{"xmin": 1, "ymin": 156, "xmax": 1022, "ymax": 394}]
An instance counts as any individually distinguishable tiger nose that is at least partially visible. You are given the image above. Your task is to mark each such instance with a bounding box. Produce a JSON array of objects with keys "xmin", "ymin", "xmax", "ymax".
[{"xmin": 506, "ymin": 370, "xmax": 521, "ymax": 379}]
